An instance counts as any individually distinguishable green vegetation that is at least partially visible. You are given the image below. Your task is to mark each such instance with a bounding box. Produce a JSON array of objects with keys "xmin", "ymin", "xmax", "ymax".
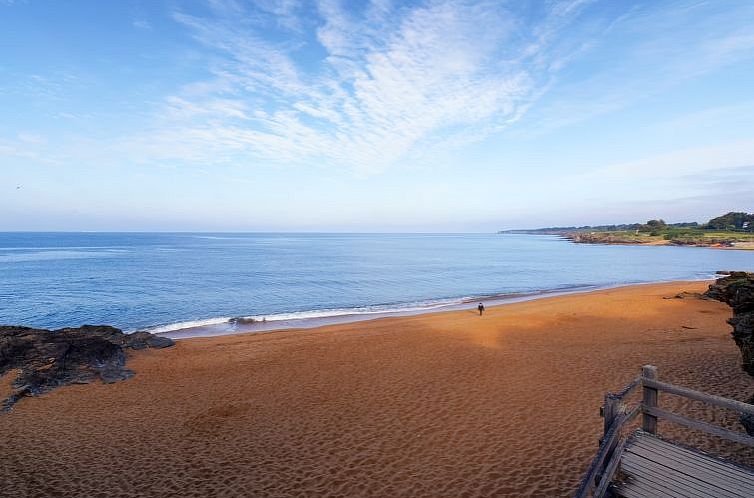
[
  {"xmin": 501, "ymin": 212, "xmax": 754, "ymax": 249},
  {"xmin": 706, "ymin": 212, "xmax": 754, "ymax": 231}
]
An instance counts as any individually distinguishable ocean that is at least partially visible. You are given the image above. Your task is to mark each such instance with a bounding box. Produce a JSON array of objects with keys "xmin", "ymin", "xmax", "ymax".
[{"xmin": 1, "ymin": 232, "xmax": 753, "ymax": 338}]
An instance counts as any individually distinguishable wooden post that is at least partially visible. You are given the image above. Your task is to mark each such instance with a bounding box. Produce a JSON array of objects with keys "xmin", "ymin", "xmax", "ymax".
[
  {"xmin": 642, "ymin": 365, "xmax": 658, "ymax": 434},
  {"xmin": 598, "ymin": 392, "xmax": 621, "ymax": 485}
]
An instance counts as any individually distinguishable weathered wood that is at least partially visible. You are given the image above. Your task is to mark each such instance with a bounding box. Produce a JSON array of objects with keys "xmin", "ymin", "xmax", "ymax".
[
  {"xmin": 623, "ymin": 402, "xmax": 640, "ymax": 425},
  {"xmin": 616, "ymin": 449, "xmax": 701, "ymax": 498},
  {"xmin": 593, "ymin": 437, "xmax": 627, "ymax": 498},
  {"xmin": 643, "ymin": 405, "xmax": 754, "ymax": 447},
  {"xmin": 619, "ymin": 433, "xmax": 754, "ymax": 497},
  {"xmin": 634, "ymin": 435, "xmax": 754, "ymax": 482},
  {"xmin": 576, "ymin": 365, "xmax": 754, "ymax": 497},
  {"xmin": 641, "ymin": 365, "xmax": 658, "ymax": 434},
  {"xmin": 631, "ymin": 440, "xmax": 754, "ymax": 483},
  {"xmin": 603, "ymin": 393, "xmax": 619, "ymax": 436},
  {"xmin": 642, "ymin": 378, "xmax": 754, "ymax": 416},
  {"xmin": 626, "ymin": 445, "xmax": 754, "ymax": 494},
  {"xmin": 612, "ymin": 376, "xmax": 641, "ymax": 400},
  {"xmin": 573, "ymin": 411, "xmax": 631, "ymax": 498},
  {"xmin": 619, "ymin": 458, "xmax": 738, "ymax": 498}
]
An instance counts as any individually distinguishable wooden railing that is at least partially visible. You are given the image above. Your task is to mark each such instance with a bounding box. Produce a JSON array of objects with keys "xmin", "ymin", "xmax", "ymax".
[{"xmin": 573, "ymin": 365, "xmax": 754, "ymax": 498}]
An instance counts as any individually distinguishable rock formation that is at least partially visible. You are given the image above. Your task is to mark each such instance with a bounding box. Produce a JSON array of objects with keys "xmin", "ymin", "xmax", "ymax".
[
  {"xmin": 705, "ymin": 271, "xmax": 754, "ymax": 376},
  {"xmin": 0, "ymin": 325, "xmax": 173, "ymax": 411},
  {"xmin": 704, "ymin": 271, "xmax": 754, "ymax": 434}
]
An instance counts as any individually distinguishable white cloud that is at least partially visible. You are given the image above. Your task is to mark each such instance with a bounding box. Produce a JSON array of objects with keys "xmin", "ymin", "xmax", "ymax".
[
  {"xmin": 515, "ymin": 1, "xmax": 754, "ymax": 136},
  {"xmin": 130, "ymin": 0, "xmax": 598, "ymax": 172},
  {"xmin": 132, "ymin": 19, "xmax": 152, "ymax": 30},
  {"xmin": 590, "ymin": 140, "xmax": 754, "ymax": 181}
]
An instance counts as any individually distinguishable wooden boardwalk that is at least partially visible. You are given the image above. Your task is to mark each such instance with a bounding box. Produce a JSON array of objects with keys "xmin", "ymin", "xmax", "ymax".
[
  {"xmin": 574, "ymin": 365, "xmax": 754, "ymax": 498},
  {"xmin": 613, "ymin": 431, "xmax": 754, "ymax": 498}
]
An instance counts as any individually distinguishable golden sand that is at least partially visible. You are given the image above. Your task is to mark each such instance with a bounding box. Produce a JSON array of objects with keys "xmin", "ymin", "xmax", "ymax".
[{"xmin": 1, "ymin": 281, "xmax": 752, "ymax": 497}]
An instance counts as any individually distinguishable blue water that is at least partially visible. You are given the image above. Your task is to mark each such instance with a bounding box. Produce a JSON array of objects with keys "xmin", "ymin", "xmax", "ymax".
[{"xmin": 1, "ymin": 232, "xmax": 753, "ymax": 335}]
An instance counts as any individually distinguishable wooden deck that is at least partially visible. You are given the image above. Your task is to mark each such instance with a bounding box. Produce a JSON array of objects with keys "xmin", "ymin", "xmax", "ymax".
[
  {"xmin": 574, "ymin": 365, "xmax": 754, "ymax": 498},
  {"xmin": 612, "ymin": 431, "xmax": 754, "ymax": 498}
]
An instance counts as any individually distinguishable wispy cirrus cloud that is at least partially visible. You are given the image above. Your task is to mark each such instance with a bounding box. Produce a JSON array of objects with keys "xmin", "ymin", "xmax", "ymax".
[
  {"xmin": 129, "ymin": 0, "xmax": 602, "ymax": 172},
  {"xmin": 516, "ymin": 0, "xmax": 754, "ymax": 136}
]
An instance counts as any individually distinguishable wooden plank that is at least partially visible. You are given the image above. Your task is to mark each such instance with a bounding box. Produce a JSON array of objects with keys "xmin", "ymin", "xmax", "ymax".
[
  {"xmin": 643, "ymin": 378, "xmax": 754, "ymax": 416},
  {"xmin": 632, "ymin": 436, "xmax": 754, "ymax": 486},
  {"xmin": 620, "ymin": 456, "xmax": 744, "ymax": 498},
  {"xmin": 643, "ymin": 406, "xmax": 754, "ymax": 447},
  {"xmin": 620, "ymin": 441, "xmax": 726, "ymax": 498},
  {"xmin": 631, "ymin": 435, "xmax": 754, "ymax": 484},
  {"xmin": 613, "ymin": 462, "xmax": 701, "ymax": 498},
  {"xmin": 614, "ymin": 480, "xmax": 686, "ymax": 498},
  {"xmin": 619, "ymin": 465, "xmax": 724, "ymax": 498},
  {"xmin": 593, "ymin": 438, "xmax": 627, "ymax": 498},
  {"xmin": 624, "ymin": 446, "xmax": 754, "ymax": 496},
  {"xmin": 632, "ymin": 434, "xmax": 754, "ymax": 478},
  {"xmin": 620, "ymin": 457, "xmax": 737, "ymax": 498},
  {"xmin": 626, "ymin": 444, "xmax": 754, "ymax": 490},
  {"xmin": 622, "ymin": 452, "xmax": 734, "ymax": 494},
  {"xmin": 614, "ymin": 459, "xmax": 710, "ymax": 498}
]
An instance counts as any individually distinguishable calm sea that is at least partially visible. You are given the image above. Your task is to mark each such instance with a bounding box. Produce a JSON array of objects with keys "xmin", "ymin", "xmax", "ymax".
[{"xmin": 1, "ymin": 232, "xmax": 753, "ymax": 337}]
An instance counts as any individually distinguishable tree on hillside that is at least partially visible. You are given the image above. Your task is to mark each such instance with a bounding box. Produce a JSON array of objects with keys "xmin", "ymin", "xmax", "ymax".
[
  {"xmin": 638, "ymin": 219, "xmax": 667, "ymax": 234},
  {"xmin": 705, "ymin": 212, "xmax": 754, "ymax": 231},
  {"xmin": 646, "ymin": 219, "xmax": 667, "ymax": 229}
]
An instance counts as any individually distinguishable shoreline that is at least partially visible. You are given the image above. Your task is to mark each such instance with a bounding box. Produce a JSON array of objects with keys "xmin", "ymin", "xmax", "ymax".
[
  {"xmin": 156, "ymin": 277, "xmax": 717, "ymax": 339},
  {"xmin": 558, "ymin": 233, "xmax": 754, "ymax": 250},
  {"xmin": 3, "ymin": 279, "xmax": 752, "ymax": 497}
]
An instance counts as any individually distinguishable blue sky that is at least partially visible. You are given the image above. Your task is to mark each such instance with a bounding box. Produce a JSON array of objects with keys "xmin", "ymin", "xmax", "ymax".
[{"xmin": 1, "ymin": 0, "xmax": 754, "ymax": 231}]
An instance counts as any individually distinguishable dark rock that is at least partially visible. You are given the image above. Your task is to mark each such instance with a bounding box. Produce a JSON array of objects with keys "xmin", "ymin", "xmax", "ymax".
[
  {"xmin": 670, "ymin": 291, "xmax": 708, "ymax": 300},
  {"xmin": 704, "ymin": 271, "xmax": 754, "ymax": 435},
  {"xmin": 704, "ymin": 271, "xmax": 754, "ymax": 325},
  {"xmin": 0, "ymin": 325, "xmax": 174, "ymax": 411}
]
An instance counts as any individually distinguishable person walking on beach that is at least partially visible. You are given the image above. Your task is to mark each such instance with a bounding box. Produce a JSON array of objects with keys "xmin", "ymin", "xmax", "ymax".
[{"xmin": 477, "ymin": 303, "xmax": 485, "ymax": 316}]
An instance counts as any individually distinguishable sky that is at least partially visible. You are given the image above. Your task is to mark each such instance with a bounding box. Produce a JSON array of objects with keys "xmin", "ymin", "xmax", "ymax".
[{"xmin": 1, "ymin": 0, "xmax": 754, "ymax": 232}]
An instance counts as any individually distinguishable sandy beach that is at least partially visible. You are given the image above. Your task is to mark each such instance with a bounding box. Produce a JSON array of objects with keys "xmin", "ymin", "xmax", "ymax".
[{"xmin": 2, "ymin": 280, "xmax": 753, "ymax": 497}]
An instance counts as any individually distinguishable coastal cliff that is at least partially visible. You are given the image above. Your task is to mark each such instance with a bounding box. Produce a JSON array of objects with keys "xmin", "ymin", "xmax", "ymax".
[
  {"xmin": 705, "ymin": 271, "xmax": 754, "ymax": 433},
  {"xmin": 0, "ymin": 325, "xmax": 173, "ymax": 411}
]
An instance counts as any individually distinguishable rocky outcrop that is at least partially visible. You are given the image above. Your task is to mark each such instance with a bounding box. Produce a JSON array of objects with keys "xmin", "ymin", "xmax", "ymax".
[
  {"xmin": 563, "ymin": 232, "xmax": 646, "ymax": 245},
  {"xmin": 0, "ymin": 325, "xmax": 173, "ymax": 411},
  {"xmin": 705, "ymin": 271, "xmax": 754, "ymax": 376},
  {"xmin": 704, "ymin": 271, "xmax": 754, "ymax": 434}
]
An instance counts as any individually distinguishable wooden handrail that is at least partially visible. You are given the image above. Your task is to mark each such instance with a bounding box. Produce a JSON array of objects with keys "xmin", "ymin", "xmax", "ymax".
[
  {"xmin": 610, "ymin": 376, "xmax": 641, "ymax": 400},
  {"xmin": 643, "ymin": 406, "xmax": 754, "ymax": 447},
  {"xmin": 574, "ymin": 365, "xmax": 754, "ymax": 497},
  {"xmin": 643, "ymin": 378, "xmax": 754, "ymax": 417},
  {"xmin": 591, "ymin": 438, "xmax": 628, "ymax": 498},
  {"xmin": 573, "ymin": 411, "xmax": 632, "ymax": 498}
]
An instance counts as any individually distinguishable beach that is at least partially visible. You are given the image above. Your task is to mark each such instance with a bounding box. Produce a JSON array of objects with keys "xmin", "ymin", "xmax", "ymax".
[{"xmin": 2, "ymin": 280, "xmax": 753, "ymax": 497}]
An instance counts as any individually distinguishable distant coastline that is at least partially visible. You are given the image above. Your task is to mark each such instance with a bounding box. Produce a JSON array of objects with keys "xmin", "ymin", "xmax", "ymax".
[{"xmin": 500, "ymin": 211, "xmax": 754, "ymax": 250}]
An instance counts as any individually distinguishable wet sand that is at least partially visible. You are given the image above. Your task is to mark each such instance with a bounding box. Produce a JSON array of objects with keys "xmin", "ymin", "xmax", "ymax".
[{"xmin": 1, "ymin": 281, "xmax": 752, "ymax": 497}]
